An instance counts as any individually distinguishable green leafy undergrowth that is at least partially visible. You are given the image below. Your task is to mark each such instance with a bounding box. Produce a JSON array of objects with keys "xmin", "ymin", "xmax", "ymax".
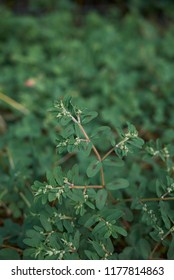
[
  {"xmin": 1, "ymin": 3, "xmax": 174, "ymax": 260},
  {"xmin": 22, "ymin": 98, "xmax": 174, "ymax": 260},
  {"xmin": 1, "ymin": 3, "xmax": 174, "ymax": 219}
]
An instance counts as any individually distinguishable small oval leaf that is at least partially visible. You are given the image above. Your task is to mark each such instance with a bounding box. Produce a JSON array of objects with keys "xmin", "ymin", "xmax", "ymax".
[
  {"xmin": 82, "ymin": 111, "xmax": 98, "ymax": 124},
  {"xmin": 86, "ymin": 160, "xmax": 102, "ymax": 177},
  {"xmin": 106, "ymin": 178, "xmax": 129, "ymax": 190},
  {"xmin": 96, "ymin": 189, "xmax": 108, "ymax": 210}
]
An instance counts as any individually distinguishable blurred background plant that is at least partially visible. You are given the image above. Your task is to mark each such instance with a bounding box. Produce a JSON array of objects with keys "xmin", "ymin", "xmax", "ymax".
[{"xmin": 0, "ymin": 0, "xmax": 174, "ymax": 259}]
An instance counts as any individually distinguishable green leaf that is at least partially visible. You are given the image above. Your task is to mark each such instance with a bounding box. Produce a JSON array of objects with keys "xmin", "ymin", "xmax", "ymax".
[
  {"xmin": 96, "ymin": 189, "xmax": 108, "ymax": 210},
  {"xmin": 137, "ymin": 238, "xmax": 151, "ymax": 259},
  {"xmin": 89, "ymin": 240, "xmax": 104, "ymax": 257},
  {"xmin": 129, "ymin": 137, "xmax": 144, "ymax": 148},
  {"xmin": 91, "ymin": 126, "xmax": 111, "ymax": 138},
  {"xmin": 104, "ymin": 237, "xmax": 114, "ymax": 253},
  {"xmin": 23, "ymin": 237, "xmax": 41, "ymax": 247},
  {"xmin": 103, "ymin": 157, "xmax": 124, "ymax": 167},
  {"xmin": 82, "ymin": 111, "xmax": 98, "ymax": 124},
  {"xmin": 55, "ymin": 219, "xmax": 63, "ymax": 231},
  {"xmin": 74, "ymin": 230, "xmax": 80, "ymax": 249},
  {"xmin": 60, "ymin": 116, "xmax": 71, "ymax": 126},
  {"xmin": 41, "ymin": 194, "xmax": 48, "ymax": 205},
  {"xmin": 46, "ymin": 170, "xmax": 57, "ymax": 186},
  {"xmin": 67, "ymin": 164, "xmax": 79, "ymax": 183},
  {"xmin": 167, "ymin": 235, "xmax": 174, "ymax": 259},
  {"xmin": 159, "ymin": 201, "xmax": 171, "ymax": 229},
  {"xmin": 86, "ymin": 160, "xmax": 102, "ymax": 177},
  {"xmin": 67, "ymin": 189, "xmax": 83, "ymax": 202},
  {"xmin": 113, "ymin": 225, "xmax": 127, "ymax": 236},
  {"xmin": 64, "ymin": 252, "xmax": 79, "ymax": 260},
  {"xmin": 102, "ymin": 209, "xmax": 124, "ymax": 222},
  {"xmin": 106, "ymin": 178, "xmax": 129, "ymax": 190},
  {"xmin": 61, "ymin": 125, "xmax": 74, "ymax": 138},
  {"xmin": 74, "ymin": 123, "xmax": 82, "ymax": 137},
  {"xmin": 63, "ymin": 220, "xmax": 74, "ymax": 233},
  {"xmin": 53, "ymin": 166, "xmax": 64, "ymax": 185},
  {"xmin": 104, "ymin": 231, "xmax": 112, "ymax": 239},
  {"xmin": 26, "ymin": 229, "xmax": 41, "ymax": 239},
  {"xmin": 127, "ymin": 122, "xmax": 138, "ymax": 136},
  {"xmin": 93, "ymin": 221, "xmax": 106, "ymax": 234},
  {"xmin": 81, "ymin": 141, "xmax": 93, "ymax": 156},
  {"xmin": 84, "ymin": 215, "xmax": 99, "ymax": 228},
  {"xmin": 40, "ymin": 214, "xmax": 52, "ymax": 231},
  {"xmin": 0, "ymin": 249, "xmax": 20, "ymax": 260},
  {"xmin": 33, "ymin": 225, "xmax": 44, "ymax": 232},
  {"xmin": 84, "ymin": 250, "xmax": 99, "ymax": 260},
  {"xmin": 48, "ymin": 192, "xmax": 57, "ymax": 202},
  {"xmin": 23, "ymin": 248, "xmax": 36, "ymax": 259},
  {"xmin": 48, "ymin": 234, "xmax": 60, "ymax": 249},
  {"xmin": 85, "ymin": 201, "xmax": 95, "ymax": 209}
]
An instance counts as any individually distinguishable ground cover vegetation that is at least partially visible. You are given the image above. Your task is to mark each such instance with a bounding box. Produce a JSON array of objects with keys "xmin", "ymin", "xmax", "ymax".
[{"xmin": 0, "ymin": 0, "xmax": 174, "ymax": 259}]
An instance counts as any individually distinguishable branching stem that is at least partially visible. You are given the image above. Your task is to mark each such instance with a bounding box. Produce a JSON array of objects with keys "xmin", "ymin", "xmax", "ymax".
[
  {"xmin": 149, "ymin": 226, "xmax": 174, "ymax": 259},
  {"xmin": 102, "ymin": 136, "xmax": 129, "ymax": 161},
  {"xmin": 110, "ymin": 196, "xmax": 174, "ymax": 206},
  {"xmin": 71, "ymin": 115, "xmax": 105, "ymax": 187}
]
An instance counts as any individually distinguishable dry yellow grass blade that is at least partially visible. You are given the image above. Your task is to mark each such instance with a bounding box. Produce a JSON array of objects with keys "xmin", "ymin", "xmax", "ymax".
[{"xmin": 0, "ymin": 92, "xmax": 30, "ymax": 115}]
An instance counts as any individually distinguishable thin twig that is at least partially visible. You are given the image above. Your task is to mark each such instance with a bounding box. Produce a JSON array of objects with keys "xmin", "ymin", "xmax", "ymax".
[
  {"xmin": 19, "ymin": 192, "xmax": 31, "ymax": 208},
  {"xmin": 70, "ymin": 185, "xmax": 103, "ymax": 189},
  {"xmin": 148, "ymin": 242, "xmax": 161, "ymax": 260},
  {"xmin": 6, "ymin": 148, "xmax": 15, "ymax": 169},
  {"xmin": 102, "ymin": 137, "xmax": 129, "ymax": 161},
  {"xmin": 55, "ymin": 152, "xmax": 76, "ymax": 165},
  {"xmin": 116, "ymin": 196, "xmax": 174, "ymax": 203},
  {"xmin": 141, "ymin": 197, "xmax": 174, "ymax": 202},
  {"xmin": 1, "ymin": 244, "xmax": 23, "ymax": 254}
]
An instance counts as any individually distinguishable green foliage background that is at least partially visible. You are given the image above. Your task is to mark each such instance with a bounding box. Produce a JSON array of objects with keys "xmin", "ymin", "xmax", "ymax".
[{"xmin": 0, "ymin": 0, "xmax": 174, "ymax": 259}]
